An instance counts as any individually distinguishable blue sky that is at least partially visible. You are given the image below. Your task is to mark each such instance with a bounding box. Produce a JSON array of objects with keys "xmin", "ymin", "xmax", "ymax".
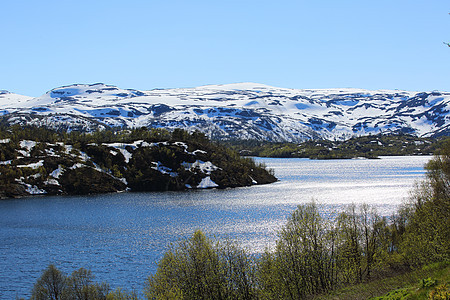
[{"xmin": 2, "ymin": 0, "xmax": 449, "ymax": 96}]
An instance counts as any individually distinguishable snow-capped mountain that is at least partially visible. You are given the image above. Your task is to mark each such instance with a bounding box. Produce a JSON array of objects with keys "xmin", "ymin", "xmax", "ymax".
[{"xmin": 1, "ymin": 83, "xmax": 449, "ymax": 141}]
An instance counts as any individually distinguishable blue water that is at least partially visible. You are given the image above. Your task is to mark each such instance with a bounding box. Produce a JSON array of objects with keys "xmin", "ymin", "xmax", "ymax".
[{"xmin": 0, "ymin": 156, "xmax": 430, "ymax": 298}]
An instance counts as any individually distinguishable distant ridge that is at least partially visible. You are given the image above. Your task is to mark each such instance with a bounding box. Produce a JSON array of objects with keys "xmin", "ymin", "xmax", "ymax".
[{"xmin": 0, "ymin": 83, "xmax": 449, "ymax": 141}]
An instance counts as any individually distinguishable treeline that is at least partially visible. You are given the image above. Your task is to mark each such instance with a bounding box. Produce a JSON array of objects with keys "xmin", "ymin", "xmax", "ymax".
[
  {"xmin": 26, "ymin": 141, "xmax": 449, "ymax": 299},
  {"xmin": 222, "ymin": 134, "xmax": 438, "ymax": 159},
  {"xmin": 0, "ymin": 124, "xmax": 205, "ymax": 145}
]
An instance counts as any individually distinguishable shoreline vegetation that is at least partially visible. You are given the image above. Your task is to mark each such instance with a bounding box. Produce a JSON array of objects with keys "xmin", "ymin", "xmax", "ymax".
[
  {"xmin": 24, "ymin": 139, "xmax": 449, "ymax": 299},
  {"xmin": 222, "ymin": 134, "xmax": 440, "ymax": 159},
  {"xmin": 0, "ymin": 126, "xmax": 276, "ymax": 199}
]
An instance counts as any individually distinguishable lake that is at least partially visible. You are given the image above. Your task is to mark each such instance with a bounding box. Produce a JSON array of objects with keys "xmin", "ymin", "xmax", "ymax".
[{"xmin": 0, "ymin": 156, "xmax": 431, "ymax": 298}]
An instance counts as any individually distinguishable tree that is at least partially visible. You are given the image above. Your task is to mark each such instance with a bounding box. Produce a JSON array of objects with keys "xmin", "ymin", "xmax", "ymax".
[
  {"xmin": 258, "ymin": 202, "xmax": 333, "ymax": 299},
  {"xmin": 336, "ymin": 204, "xmax": 363, "ymax": 284},
  {"xmin": 145, "ymin": 230, "xmax": 257, "ymax": 300},
  {"xmin": 31, "ymin": 265, "xmax": 67, "ymax": 300},
  {"xmin": 401, "ymin": 139, "xmax": 450, "ymax": 265},
  {"xmin": 64, "ymin": 267, "xmax": 110, "ymax": 300},
  {"xmin": 30, "ymin": 265, "xmax": 112, "ymax": 300},
  {"xmin": 359, "ymin": 204, "xmax": 389, "ymax": 279}
]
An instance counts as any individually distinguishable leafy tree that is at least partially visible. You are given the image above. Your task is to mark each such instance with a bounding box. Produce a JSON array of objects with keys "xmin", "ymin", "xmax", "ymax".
[
  {"xmin": 401, "ymin": 139, "xmax": 450, "ymax": 265},
  {"xmin": 359, "ymin": 204, "xmax": 389, "ymax": 279},
  {"xmin": 30, "ymin": 265, "xmax": 112, "ymax": 300},
  {"xmin": 64, "ymin": 267, "xmax": 110, "ymax": 299},
  {"xmin": 31, "ymin": 265, "xmax": 67, "ymax": 300},
  {"xmin": 258, "ymin": 202, "xmax": 333, "ymax": 299},
  {"xmin": 336, "ymin": 204, "xmax": 363, "ymax": 284},
  {"xmin": 145, "ymin": 230, "xmax": 257, "ymax": 300}
]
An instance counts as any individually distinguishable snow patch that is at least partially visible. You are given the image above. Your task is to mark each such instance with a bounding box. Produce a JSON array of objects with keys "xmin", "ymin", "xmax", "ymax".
[
  {"xmin": 104, "ymin": 143, "xmax": 133, "ymax": 163},
  {"xmin": 20, "ymin": 140, "xmax": 37, "ymax": 151},
  {"xmin": 17, "ymin": 160, "xmax": 44, "ymax": 169},
  {"xmin": 45, "ymin": 148, "xmax": 57, "ymax": 156},
  {"xmin": 17, "ymin": 150, "xmax": 29, "ymax": 157},
  {"xmin": 119, "ymin": 148, "xmax": 132, "ymax": 163},
  {"xmin": 182, "ymin": 160, "xmax": 218, "ymax": 174},
  {"xmin": 78, "ymin": 151, "xmax": 90, "ymax": 161},
  {"xmin": 197, "ymin": 176, "xmax": 218, "ymax": 188},
  {"xmin": 25, "ymin": 184, "xmax": 46, "ymax": 195},
  {"xmin": 50, "ymin": 166, "xmax": 64, "ymax": 178},
  {"xmin": 152, "ymin": 161, "xmax": 178, "ymax": 177},
  {"xmin": 174, "ymin": 141, "xmax": 188, "ymax": 151},
  {"xmin": 70, "ymin": 163, "xmax": 86, "ymax": 169},
  {"xmin": 192, "ymin": 149, "xmax": 207, "ymax": 155},
  {"xmin": 45, "ymin": 178, "xmax": 60, "ymax": 186},
  {"xmin": 64, "ymin": 144, "xmax": 73, "ymax": 154}
]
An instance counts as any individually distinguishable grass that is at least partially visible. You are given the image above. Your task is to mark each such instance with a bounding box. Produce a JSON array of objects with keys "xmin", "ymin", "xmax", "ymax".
[{"xmin": 312, "ymin": 261, "xmax": 449, "ymax": 300}]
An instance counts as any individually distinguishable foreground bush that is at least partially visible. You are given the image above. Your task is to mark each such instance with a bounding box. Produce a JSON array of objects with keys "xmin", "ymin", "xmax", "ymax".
[
  {"xmin": 144, "ymin": 230, "xmax": 257, "ymax": 300},
  {"xmin": 30, "ymin": 265, "xmax": 137, "ymax": 300},
  {"xmin": 258, "ymin": 202, "xmax": 333, "ymax": 299}
]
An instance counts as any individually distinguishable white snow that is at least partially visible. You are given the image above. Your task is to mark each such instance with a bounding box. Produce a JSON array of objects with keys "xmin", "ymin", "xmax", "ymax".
[
  {"xmin": 20, "ymin": 140, "xmax": 37, "ymax": 151},
  {"xmin": 0, "ymin": 92, "xmax": 33, "ymax": 108},
  {"xmin": 25, "ymin": 184, "xmax": 46, "ymax": 195},
  {"xmin": 17, "ymin": 160, "xmax": 44, "ymax": 169},
  {"xmin": 119, "ymin": 148, "xmax": 132, "ymax": 163},
  {"xmin": 192, "ymin": 149, "xmax": 207, "ymax": 155},
  {"xmin": 197, "ymin": 176, "xmax": 219, "ymax": 188},
  {"xmin": 17, "ymin": 150, "xmax": 29, "ymax": 157},
  {"xmin": 45, "ymin": 178, "xmax": 60, "ymax": 186},
  {"xmin": 139, "ymin": 141, "xmax": 153, "ymax": 147},
  {"xmin": 0, "ymin": 138, "xmax": 10, "ymax": 143},
  {"xmin": 182, "ymin": 160, "xmax": 219, "ymax": 174},
  {"xmin": 103, "ymin": 143, "xmax": 133, "ymax": 163},
  {"xmin": 78, "ymin": 151, "xmax": 90, "ymax": 161},
  {"xmin": 70, "ymin": 163, "xmax": 86, "ymax": 169},
  {"xmin": 64, "ymin": 144, "xmax": 73, "ymax": 154},
  {"xmin": 174, "ymin": 141, "xmax": 188, "ymax": 151},
  {"xmin": 1, "ymin": 83, "xmax": 448, "ymax": 141},
  {"xmin": 152, "ymin": 161, "xmax": 178, "ymax": 177},
  {"xmin": 50, "ymin": 166, "xmax": 64, "ymax": 178},
  {"xmin": 45, "ymin": 148, "xmax": 57, "ymax": 156}
]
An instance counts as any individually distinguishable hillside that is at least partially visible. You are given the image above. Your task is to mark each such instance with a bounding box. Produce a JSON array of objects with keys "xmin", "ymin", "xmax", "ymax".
[
  {"xmin": 0, "ymin": 127, "xmax": 276, "ymax": 199},
  {"xmin": 224, "ymin": 134, "xmax": 438, "ymax": 159},
  {"xmin": 1, "ymin": 83, "xmax": 449, "ymax": 141}
]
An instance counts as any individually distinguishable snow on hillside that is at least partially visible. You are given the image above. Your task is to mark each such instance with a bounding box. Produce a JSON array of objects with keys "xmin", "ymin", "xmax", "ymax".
[
  {"xmin": 0, "ymin": 91, "xmax": 33, "ymax": 111},
  {"xmin": 1, "ymin": 83, "xmax": 449, "ymax": 141}
]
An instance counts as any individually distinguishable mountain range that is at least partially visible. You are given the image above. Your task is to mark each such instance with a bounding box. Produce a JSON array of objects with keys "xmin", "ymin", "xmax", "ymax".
[{"xmin": 1, "ymin": 83, "xmax": 449, "ymax": 141}]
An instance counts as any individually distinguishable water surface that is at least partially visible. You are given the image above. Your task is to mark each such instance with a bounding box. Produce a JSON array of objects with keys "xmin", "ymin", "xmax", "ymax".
[{"xmin": 0, "ymin": 156, "xmax": 430, "ymax": 298}]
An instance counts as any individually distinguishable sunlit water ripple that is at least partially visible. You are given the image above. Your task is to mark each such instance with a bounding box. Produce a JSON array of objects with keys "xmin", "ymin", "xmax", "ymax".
[{"xmin": 0, "ymin": 156, "xmax": 431, "ymax": 298}]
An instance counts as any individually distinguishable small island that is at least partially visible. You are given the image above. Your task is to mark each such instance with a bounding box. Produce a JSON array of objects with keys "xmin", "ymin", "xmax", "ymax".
[{"xmin": 0, "ymin": 126, "xmax": 277, "ymax": 199}]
